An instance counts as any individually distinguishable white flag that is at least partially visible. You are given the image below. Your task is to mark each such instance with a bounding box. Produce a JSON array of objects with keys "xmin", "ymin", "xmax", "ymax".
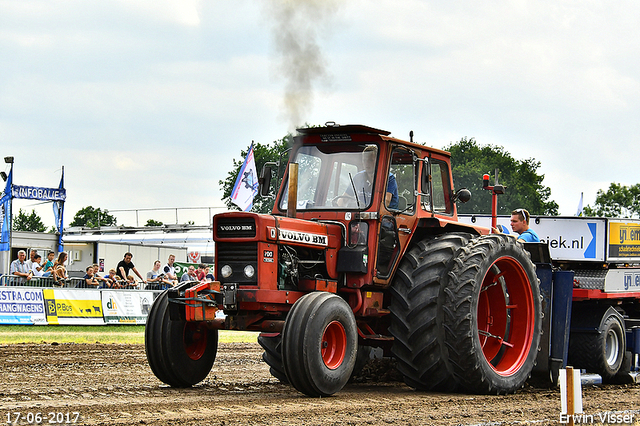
[
  {"xmin": 230, "ymin": 143, "xmax": 259, "ymax": 212},
  {"xmin": 576, "ymin": 192, "xmax": 584, "ymax": 216}
]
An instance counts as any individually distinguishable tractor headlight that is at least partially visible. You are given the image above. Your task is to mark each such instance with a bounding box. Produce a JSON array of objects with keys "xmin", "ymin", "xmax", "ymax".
[
  {"xmin": 243, "ymin": 264, "xmax": 255, "ymax": 279},
  {"xmin": 221, "ymin": 265, "xmax": 233, "ymax": 278}
]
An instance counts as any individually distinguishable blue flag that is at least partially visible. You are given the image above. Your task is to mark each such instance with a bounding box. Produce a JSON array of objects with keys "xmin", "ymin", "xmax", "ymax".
[
  {"xmin": 52, "ymin": 167, "xmax": 65, "ymax": 252},
  {"xmin": 230, "ymin": 143, "xmax": 259, "ymax": 212},
  {"xmin": 0, "ymin": 169, "xmax": 12, "ymax": 252}
]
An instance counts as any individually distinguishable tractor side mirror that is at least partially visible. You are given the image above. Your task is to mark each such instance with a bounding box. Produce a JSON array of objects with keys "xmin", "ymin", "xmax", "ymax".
[
  {"xmin": 259, "ymin": 165, "xmax": 273, "ymax": 197},
  {"xmin": 452, "ymin": 188, "xmax": 471, "ymax": 203}
]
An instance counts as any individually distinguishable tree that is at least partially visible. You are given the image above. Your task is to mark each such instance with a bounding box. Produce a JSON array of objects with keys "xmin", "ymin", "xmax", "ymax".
[
  {"xmin": 583, "ymin": 183, "xmax": 640, "ymax": 218},
  {"xmin": 445, "ymin": 138, "xmax": 559, "ymax": 216},
  {"xmin": 220, "ymin": 135, "xmax": 292, "ymax": 214},
  {"xmin": 13, "ymin": 209, "xmax": 46, "ymax": 232},
  {"xmin": 69, "ymin": 206, "xmax": 117, "ymax": 228},
  {"xmin": 145, "ymin": 219, "xmax": 164, "ymax": 227}
]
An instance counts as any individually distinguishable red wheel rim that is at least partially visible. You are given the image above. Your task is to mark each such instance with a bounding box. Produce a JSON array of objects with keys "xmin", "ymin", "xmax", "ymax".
[
  {"xmin": 477, "ymin": 256, "xmax": 534, "ymax": 376},
  {"xmin": 183, "ymin": 322, "xmax": 208, "ymax": 361},
  {"xmin": 321, "ymin": 321, "xmax": 347, "ymax": 369}
]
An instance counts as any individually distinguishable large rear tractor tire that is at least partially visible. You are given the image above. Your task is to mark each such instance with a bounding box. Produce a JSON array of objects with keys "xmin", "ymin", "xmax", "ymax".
[
  {"xmin": 568, "ymin": 310, "xmax": 626, "ymax": 382},
  {"xmin": 281, "ymin": 292, "xmax": 357, "ymax": 397},
  {"xmin": 258, "ymin": 333, "xmax": 288, "ymax": 384},
  {"xmin": 145, "ymin": 290, "xmax": 218, "ymax": 387},
  {"xmin": 389, "ymin": 233, "xmax": 472, "ymax": 391},
  {"xmin": 442, "ymin": 234, "xmax": 542, "ymax": 394}
]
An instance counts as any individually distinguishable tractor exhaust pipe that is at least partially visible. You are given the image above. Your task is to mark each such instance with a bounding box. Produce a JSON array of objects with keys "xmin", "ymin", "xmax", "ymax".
[{"xmin": 287, "ymin": 163, "xmax": 298, "ymax": 218}]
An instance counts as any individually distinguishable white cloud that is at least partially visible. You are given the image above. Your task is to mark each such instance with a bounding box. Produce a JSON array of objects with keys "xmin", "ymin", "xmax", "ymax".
[{"xmin": 1, "ymin": 0, "xmax": 639, "ymax": 226}]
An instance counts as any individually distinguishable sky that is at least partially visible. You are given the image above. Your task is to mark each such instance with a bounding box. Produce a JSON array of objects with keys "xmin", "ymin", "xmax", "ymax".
[{"xmin": 2, "ymin": 0, "xmax": 639, "ymax": 229}]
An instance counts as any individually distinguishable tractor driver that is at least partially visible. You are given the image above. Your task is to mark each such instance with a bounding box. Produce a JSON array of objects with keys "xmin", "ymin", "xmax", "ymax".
[{"xmin": 337, "ymin": 145, "xmax": 399, "ymax": 209}]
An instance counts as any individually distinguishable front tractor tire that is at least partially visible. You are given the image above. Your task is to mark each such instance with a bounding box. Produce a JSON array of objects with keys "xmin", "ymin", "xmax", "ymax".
[
  {"xmin": 443, "ymin": 234, "xmax": 542, "ymax": 394},
  {"xmin": 389, "ymin": 233, "xmax": 472, "ymax": 391},
  {"xmin": 145, "ymin": 290, "xmax": 218, "ymax": 387},
  {"xmin": 258, "ymin": 333, "xmax": 289, "ymax": 384},
  {"xmin": 281, "ymin": 292, "xmax": 358, "ymax": 397}
]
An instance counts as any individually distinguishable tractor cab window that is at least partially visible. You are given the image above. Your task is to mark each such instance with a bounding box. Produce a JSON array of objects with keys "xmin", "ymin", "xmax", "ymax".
[
  {"xmin": 278, "ymin": 144, "xmax": 378, "ymax": 211},
  {"xmin": 386, "ymin": 148, "xmax": 416, "ymax": 214},
  {"xmin": 420, "ymin": 159, "xmax": 452, "ymax": 214}
]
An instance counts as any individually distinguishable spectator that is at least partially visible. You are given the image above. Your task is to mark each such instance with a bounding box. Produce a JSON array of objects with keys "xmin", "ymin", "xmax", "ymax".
[
  {"xmin": 204, "ymin": 266, "xmax": 215, "ymax": 282},
  {"xmin": 42, "ymin": 251, "xmax": 55, "ymax": 275},
  {"xmin": 25, "ymin": 249, "xmax": 37, "ymax": 271},
  {"xmin": 180, "ymin": 265, "xmax": 198, "ymax": 282},
  {"xmin": 196, "ymin": 263, "xmax": 206, "ymax": 281},
  {"xmin": 116, "ymin": 252, "xmax": 144, "ymax": 286},
  {"xmin": 92, "ymin": 263, "xmax": 109, "ymax": 287},
  {"xmin": 102, "ymin": 268, "xmax": 121, "ymax": 289},
  {"xmin": 147, "ymin": 260, "xmax": 173, "ymax": 290},
  {"xmin": 162, "ymin": 254, "xmax": 178, "ymax": 284},
  {"xmin": 30, "ymin": 254, "xmax": 46, "ymax": 277},
  {"xmin": 10, "ymin": 250, "xmax": 32, "ymax": 284},
  {"xmin": 83, "ymin": 266, "xmax": 100, "ymax": 288},
  {"xmin": 52, "ymin": 252, "xmax": 69, "ymax": 285}
]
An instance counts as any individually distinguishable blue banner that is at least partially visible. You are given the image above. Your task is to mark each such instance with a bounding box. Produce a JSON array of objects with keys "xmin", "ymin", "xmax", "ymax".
[{"xmin": 12, "ymin": 185, "xmax": 66, "ymax": 201}]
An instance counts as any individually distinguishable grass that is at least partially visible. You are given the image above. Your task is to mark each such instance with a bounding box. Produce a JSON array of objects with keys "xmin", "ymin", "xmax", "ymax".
[{"xmin": 0, "ymin": 325, "xmax": 259, "ymax": 345}]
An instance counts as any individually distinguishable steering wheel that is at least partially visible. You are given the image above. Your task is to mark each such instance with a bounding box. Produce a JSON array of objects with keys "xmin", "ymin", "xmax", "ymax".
[{"xmin": 331, "ymin": 194, "xmax": 357, "ymax": 207}]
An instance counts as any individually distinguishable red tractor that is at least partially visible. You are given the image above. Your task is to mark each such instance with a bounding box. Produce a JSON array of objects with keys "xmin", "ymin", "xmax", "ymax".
[{"xmin": 145, "ymin": 123, "xmax": 542, "ymax": 396}]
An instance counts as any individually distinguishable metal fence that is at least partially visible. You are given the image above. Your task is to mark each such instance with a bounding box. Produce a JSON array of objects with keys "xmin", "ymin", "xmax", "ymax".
[{"xmin": 0, "ymin": 274, "xmax": 163, "ymax": 290}]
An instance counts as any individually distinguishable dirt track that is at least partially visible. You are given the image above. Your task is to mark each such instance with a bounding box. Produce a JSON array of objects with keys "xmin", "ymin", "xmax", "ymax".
[{"xmin": 1, "ymin": 342, "xmax": 639, "ymax": 426}]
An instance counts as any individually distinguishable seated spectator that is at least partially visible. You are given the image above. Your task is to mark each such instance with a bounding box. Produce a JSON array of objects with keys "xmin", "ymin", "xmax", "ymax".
[
  {"xmin": 101, "ymin": 268, "xmax": 121, "ymax": 289},
  {"xmin": 41, "ymin": 251, "xmax": 55, "ymax": 275},
  {"xmin": 83, "ymin": 266, "xmax": 100, "ymax": 288},
  {"xmin": 123, "ymin": 275, "xmax": 139, "ymax": 289},
  {"xmin": 92, "ymin": 263, "xmax": 110, "ymax": 287},
  {"xmin": 146, "ymin": 260, "xmax": 173, "ymax": 290},
  {"xmin": 25, "ymin": 249, "xmax": 38, "ymax": 271},
  {"xmin": 204, "ymin": 266, "xmax": 215, "ymax": 282},
  {"xmin": 162, "ymin": 254, "xmax": 179, "ymax": 285},
  {"xmin": 30, "ymin": 254, "xmax": 52, "ymax": 278},
  {"xmin": 10, "ymin": 250, "xmax": 32, "ymax": 284},
  {"xmin": 196, "ymin": 263, "xmax": 206, "ymax": 281},
  {"xmin": 52, "ymin": 252, "xmax": 69, "ymax": 285},
  {"xmin": 180, "ymin": 265, "xmax": 198, "ymax": 282}
]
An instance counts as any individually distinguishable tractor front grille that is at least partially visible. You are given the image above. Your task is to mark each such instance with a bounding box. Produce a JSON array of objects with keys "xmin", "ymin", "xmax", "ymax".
[{"xmin": 216, "ymin": 242, "xmax": 258, "ymax": 284}]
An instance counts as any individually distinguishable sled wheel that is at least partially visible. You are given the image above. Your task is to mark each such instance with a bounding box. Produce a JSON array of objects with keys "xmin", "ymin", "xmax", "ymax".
[
  {"xmin": 569, "ymin": 310, "xmax": 625, "ymax": 382},
  {"xmin": 281, "ymin": 292, "xmax": 357, "ymax": 396},
  {"xmin": 443, "ymin": 234, "xmax": 541, "ymax": 394},
  {"xmin": 389, "ymin": 233, "xmax": 472, "ymax": 391},
  {"xmin": 145, "ymin": 290, "xmax": 218, "ymax": 387},
  {"xmin": 258, "ymin": 333, "xmax": 289, "ymax": 383}
]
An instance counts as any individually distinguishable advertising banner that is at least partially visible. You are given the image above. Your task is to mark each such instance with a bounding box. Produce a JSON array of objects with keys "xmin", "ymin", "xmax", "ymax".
[
  {"xmin": 608, "ymin": 220, "xmax": 640, "ymax": 262},
  {"xmin": 458, "ymin": 215, "xmax": 606, "ymax": 262},
  {"xmin": 0, "ymin": 287, "xmax": 47, "ymax": 325},
  {"xmin": 43, "ymin": 289, "xmax": 105, "ymax": 325},
  {"xmin": 101, "ymin": 290, "xmax": 156, "ymax": 324},
  {"xmin": 11, "ymin": 185, "xmax": 66, "ymax": 201}
]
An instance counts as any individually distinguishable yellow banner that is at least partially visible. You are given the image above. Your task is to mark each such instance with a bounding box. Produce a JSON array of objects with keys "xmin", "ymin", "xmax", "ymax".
[
  {"xmin": 609, "ymin": 222, "xmax": 640, "ymax": 259},
  {"xmin": 609, "ymin": 222, "xmax": 640, "ymax": 246},
  {"xmin": 43, "ymin": 289, "xmax": 103, "ymax": 325}
]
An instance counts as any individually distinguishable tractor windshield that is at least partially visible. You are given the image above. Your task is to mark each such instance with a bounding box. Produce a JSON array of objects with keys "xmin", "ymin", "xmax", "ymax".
[{"xmin": 278, "ymin": 144, "xmax": 379, "ymax": 211}]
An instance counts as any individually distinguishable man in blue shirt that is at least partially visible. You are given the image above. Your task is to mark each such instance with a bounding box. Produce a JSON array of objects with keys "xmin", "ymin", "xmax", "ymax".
[{"xmin": 510, "ymin": 208, "xmax": 540, "ymax": 242}]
